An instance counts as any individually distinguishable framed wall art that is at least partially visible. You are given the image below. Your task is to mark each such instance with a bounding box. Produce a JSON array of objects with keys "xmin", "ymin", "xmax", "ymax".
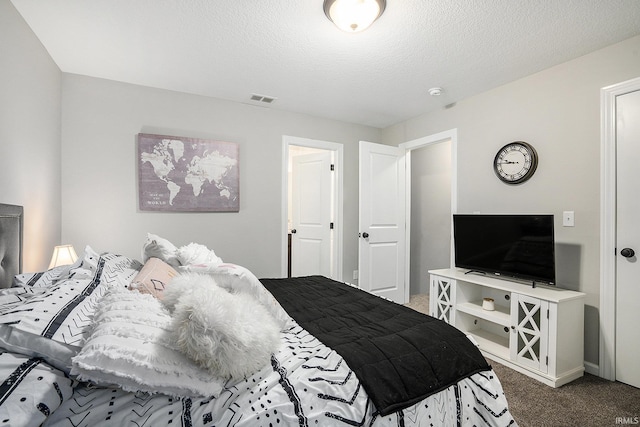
[{"xmin": 137, "ymin": 133, "xmax": 239, "ymax": 212}]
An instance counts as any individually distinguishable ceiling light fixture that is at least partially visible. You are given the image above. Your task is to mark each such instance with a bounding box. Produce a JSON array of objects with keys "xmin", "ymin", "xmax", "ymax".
[{"xmin": 323, "ymin": 0, "xmax": 386, "ymax": 33}]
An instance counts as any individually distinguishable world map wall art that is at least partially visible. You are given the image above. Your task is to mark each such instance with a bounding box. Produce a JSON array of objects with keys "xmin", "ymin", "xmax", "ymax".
[{"xmin": 137, "ymin": 133, "xmax": 239, "ymax": 212}]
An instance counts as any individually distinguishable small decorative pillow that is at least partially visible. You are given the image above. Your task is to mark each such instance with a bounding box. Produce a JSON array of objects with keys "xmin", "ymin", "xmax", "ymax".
[
  {"xmin": 176, "ymin": 242, "xmax": 223, "ymax": 266},
  {"xmin": 142, "ymin": 233, "xmax": 180, "ymax": 267},
  {"xmin": 129, "ymin": 257, "xmax": 178, "ymax": 299},
  {"xmin": 163, "ymin": 273, "xmax": 280, "ymax": 381}
]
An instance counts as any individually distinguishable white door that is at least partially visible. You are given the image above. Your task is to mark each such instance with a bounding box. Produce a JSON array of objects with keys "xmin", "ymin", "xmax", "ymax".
[
  {"xmin": 615, "ymin": 89, "xmax": 640, "ymax": 388},
  {"xmin": 291, "ymin": 151, "xmax": 333, "ymax": 277},
  {"xmin": 358, "ymin": 141, "xmax": 406, "ymax": 303}
]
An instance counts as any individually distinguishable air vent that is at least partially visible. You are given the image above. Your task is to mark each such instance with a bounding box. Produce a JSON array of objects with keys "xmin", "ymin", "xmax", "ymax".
[{"xmin": 250, "ymin": 93, "xmax": 277, "ymax": 104}]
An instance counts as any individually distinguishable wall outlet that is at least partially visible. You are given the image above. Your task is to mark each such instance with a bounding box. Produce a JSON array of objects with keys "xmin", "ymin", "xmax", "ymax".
[
  {"xmin": 563, "ymin": 211, "xmax": 575, "ymax": 227},
  {"xmin": 353, "ymin": 270, "xmax": 359, "ymax": 280}
]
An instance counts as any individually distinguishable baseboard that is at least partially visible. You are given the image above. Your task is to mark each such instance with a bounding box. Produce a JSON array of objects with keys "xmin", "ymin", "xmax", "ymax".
[{"xmin": 583, "ymin": 361, "xmax": 599, "ymax": 376}]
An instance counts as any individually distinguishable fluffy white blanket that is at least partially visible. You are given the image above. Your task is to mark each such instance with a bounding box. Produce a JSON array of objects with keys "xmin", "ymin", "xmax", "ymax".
[{"xmin": 163, "ymin": 273, "xmax": 281, "ymax": 381}]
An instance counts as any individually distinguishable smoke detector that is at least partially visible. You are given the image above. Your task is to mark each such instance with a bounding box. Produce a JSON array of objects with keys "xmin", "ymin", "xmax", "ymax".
[{"xmin": 428, "ymin": 87, "xmax": 443, "ymax": 96}]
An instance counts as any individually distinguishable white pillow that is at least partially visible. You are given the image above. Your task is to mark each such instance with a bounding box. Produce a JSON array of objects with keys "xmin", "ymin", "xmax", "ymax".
[
  {"xmin": 71, "ymin": 285, "xmax": 226, "ymax": 397},
  {"xmin": 142, "ymin": 233, "xmax": 180, "ymax": 267},
  {"xmin": 177, "ymin": 263, "xmax": 292, "ymax": 329},
  {"xmin": 0, "ymin": 246, "xmax": 141, "ymax": 373},
  {"xmin": 12, "ymin": 261, "xmax": 78, "ymax": 288},
  {"xmin": 163, "ymin": 273, "xmax": 280, "ymax": 381},
  {"xmin": 176, "ymin": 242, "xmax": 223, "ymax": 266}
]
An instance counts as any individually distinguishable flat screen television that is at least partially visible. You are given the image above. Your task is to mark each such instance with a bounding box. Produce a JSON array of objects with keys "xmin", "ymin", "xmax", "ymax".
[{"xmin": 453, "ymin": 214, "xmax": 556, "ymax": 286}]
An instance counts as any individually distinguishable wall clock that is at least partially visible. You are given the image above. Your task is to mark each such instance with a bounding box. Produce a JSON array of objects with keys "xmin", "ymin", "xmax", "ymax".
[{"xmin": 493, "ymin": 141, "xmax": 538, "ymax": 184}]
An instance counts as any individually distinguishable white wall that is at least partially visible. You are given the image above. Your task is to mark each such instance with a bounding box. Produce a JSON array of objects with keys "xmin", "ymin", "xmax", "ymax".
[
  {"xmin": 0, "ymin": 1, "xmax": 62, "ymax": 271},
  {"xmin": 61, "ymin": 74, "xmax": 380, "ymax": 278},
  {"xmin": 383, "ymin": 34, "xmax": 640, "ymax": 366}
]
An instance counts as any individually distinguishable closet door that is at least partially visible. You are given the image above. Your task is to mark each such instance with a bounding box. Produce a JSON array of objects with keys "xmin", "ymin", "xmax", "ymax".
[{"xmin": 615, "ymin": 89, "xmax": 640, "ymax": 388}]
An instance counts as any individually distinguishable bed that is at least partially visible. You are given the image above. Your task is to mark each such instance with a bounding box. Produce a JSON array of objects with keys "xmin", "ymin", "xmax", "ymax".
[
  {"xmin": 0, "ymin": 203, "xmax": 22, "ymax": 289},
  {"xmin": 0, "ymin": 203, "xmax": 516, "ymax": 426}
]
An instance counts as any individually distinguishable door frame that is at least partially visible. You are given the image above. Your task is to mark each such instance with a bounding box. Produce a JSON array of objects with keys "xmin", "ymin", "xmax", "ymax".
[
  {"xmin": 400, "ymin": 128, "xmax": 458, "ymax": 303},
  {"xmin": 599, "ymin": 76, "xmax": 640, "ymax": 381},
  {"xmin": 281, "ymin": 135, "xmax": 344, "ymax": 281}
]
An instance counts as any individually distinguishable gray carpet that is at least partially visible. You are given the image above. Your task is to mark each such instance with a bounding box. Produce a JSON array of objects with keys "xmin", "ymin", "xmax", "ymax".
[
  {"xmin": 405, "ymin": 294, "xmax": 640, "ymax": 426},
  {"xmin": 492, "ymin": 361, "xmax": 640, "ymax": 426}
]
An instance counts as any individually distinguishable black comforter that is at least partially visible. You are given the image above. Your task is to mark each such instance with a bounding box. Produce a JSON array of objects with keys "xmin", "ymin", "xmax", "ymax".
[{"xmin": 260, "ymin": 275, "xmax": 490, "ymax": 416}]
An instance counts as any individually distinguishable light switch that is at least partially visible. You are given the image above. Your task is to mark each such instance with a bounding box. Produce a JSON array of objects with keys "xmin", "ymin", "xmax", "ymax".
[{"xmin": 563, "ymin": 211, "xmax": 575, "ymax": 227}]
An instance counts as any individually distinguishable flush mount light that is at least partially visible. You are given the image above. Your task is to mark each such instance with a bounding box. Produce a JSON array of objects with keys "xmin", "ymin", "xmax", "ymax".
[{"xmin": 323, "ymin": 0, "xmax": 386, "ymax": 33}]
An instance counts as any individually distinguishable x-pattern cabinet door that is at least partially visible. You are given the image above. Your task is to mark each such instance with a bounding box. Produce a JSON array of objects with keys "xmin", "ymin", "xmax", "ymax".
[
  {"xmin": 510, "ymin": 293, "xmax": 549, "ymax": 373},
  {"xmin": 429, "ymin": 276, "xmax": 456, "ymax": 324}
]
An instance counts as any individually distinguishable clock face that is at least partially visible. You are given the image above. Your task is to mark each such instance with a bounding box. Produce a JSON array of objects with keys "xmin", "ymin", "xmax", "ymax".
[{"xmin": 493, "ymin": 141, "xmax": 538, "ymax": 184}]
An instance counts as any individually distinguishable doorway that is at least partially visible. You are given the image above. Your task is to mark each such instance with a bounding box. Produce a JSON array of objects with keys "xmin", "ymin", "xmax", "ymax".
[
  {"xmin": 402, "ymin": 130, "xmax": 457, "ymax": 302},
  {"xmin": 357, "ymin": 129, "xmax": 457, "ymax": 304},
  {"xmin": 600, "ymin": 76, "xmax": 640, "ymax": 386},
  {"xmin": 409, "ymin": 141, "xmax": 452, "ymax": 296},
  {"xmin": 281, "ymin": 136, "xmax": 343, "ymax": 281}
]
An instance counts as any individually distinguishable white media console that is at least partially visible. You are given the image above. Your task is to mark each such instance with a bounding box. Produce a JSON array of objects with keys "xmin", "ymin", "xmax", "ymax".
[{"xmin": 429, "ymin": 268, "xmax": 585, "ymax": 387}]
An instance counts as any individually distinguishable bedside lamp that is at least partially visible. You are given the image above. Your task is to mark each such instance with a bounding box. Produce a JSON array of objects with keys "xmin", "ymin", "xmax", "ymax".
[{"xmin": 49, "ymin": 245, "xmax": 78, "ymax": 269}]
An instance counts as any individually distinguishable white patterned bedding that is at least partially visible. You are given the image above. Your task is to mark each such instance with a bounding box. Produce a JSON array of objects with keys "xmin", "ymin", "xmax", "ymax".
[{"xmin": 0, "ymin": 246, "xmax": 517, "ymax": 427}]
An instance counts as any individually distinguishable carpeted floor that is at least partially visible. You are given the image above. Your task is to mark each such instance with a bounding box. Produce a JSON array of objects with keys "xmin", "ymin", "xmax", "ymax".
[
  {"xmin": 405, "ymin": 294, "xmax": 640, "ymax": 426},
  {"xmin": 405, "ymin": 293, "xmax": 430, "ymax": 314},
  {"xmin": 491, "ymin": 361, "xmax": 640, "ymax": 426}
]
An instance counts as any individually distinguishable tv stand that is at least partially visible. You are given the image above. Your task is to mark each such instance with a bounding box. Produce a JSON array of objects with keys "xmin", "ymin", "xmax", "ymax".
[{"xmin": 429, "ymin": 268, "xmax": 585, "ymax": 387}]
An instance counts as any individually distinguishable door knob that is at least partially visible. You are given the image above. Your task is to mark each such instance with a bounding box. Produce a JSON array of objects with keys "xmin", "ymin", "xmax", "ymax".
[
  {"xmin": 362, "ymin": 232, "xmax": 369, "ymax": 238},
  {"xmin": 291, "ymin": 229, "xmax": 297, "ymax": 234},
  {"xmin": 620, "ymin": 247, "xmax": 635, "ymax": 258}
]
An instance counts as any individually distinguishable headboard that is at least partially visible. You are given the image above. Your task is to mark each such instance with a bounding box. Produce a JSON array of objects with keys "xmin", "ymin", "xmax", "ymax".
[{"xmin": 0, "ymin": 203, "xmax": 23, "ymax": 288}]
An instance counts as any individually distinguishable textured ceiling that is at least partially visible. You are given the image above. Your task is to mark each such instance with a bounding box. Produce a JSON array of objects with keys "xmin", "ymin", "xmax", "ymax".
[{"xmin": 11, "ymin": 0, "xmax": 640, "ymax": 128}]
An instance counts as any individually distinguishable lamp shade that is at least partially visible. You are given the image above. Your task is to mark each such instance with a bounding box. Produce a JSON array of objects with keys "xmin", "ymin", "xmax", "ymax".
[
  {"xmin": 323, "ymin": 0, "xmax": 386, "ymax": 33},
  {"xmin": 49, "ymin": 245, "xmax": 78, "ymax": 269}
]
